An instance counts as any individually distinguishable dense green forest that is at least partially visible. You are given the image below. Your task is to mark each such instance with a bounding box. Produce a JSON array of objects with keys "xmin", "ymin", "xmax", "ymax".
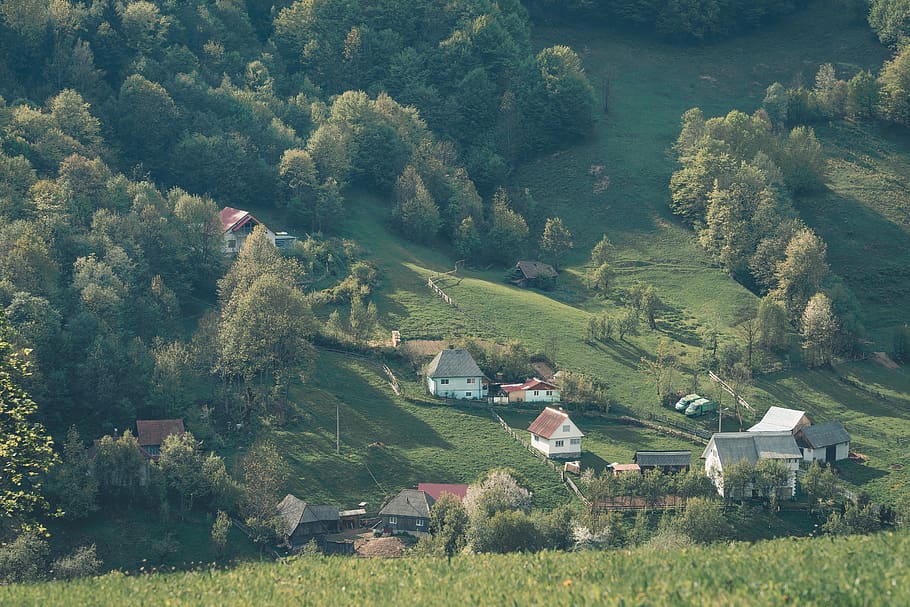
[{"xmin": 0, "ymin": 0, "xmax": 909, "ymax": 590}]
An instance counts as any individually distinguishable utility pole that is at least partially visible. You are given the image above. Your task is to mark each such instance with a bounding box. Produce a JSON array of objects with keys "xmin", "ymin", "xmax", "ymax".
[
  {"xmin": 336, "ymin": 402, "xmax": 340, "ymax": 455},
  {"xmin": 708, "ymin": 370, "xmax": 754, "ymax": 431}
]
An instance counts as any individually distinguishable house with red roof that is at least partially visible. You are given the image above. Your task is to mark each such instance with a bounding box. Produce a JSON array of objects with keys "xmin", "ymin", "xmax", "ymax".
[
  {"xmin": 136, "ymin": 418, "xmax": 185, "ymax": 459},
  {"xmin": 527, "ymin": 407, "xmax": 583, "ymax": 459},
  {"xmin": 220, "ymin": 207, "xmax": 298, "ymax": 254},
  {"xmin": 499, "ymin": 377, "xmax": 560, "ymax": 404},
  {"xmin": 417, "ymin": 483, "xmax": 469, "ymax": 502}
]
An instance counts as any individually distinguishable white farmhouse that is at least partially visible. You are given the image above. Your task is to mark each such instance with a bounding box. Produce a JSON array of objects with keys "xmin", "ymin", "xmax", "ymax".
[
  {"xmin": 425, "ymin": 348, "xmax": 486, "ymax": 400},
  {"xmin": 702, "ymin": 431, "xmax": 802, "ymax": 498},
  {"xmin": 527, "ymin": 407, "xmax": 583, "ymax": 459},
  {"xmin": 500, "ymin": 378, "xmax": 561, "ymax": 404},
  {"xmin": 795, "ymin": 421, "xmax": 850, "ymax": 463},
  {"xmin": 220, "ymin": 207, "xmax": 276, "ymax": 254}
]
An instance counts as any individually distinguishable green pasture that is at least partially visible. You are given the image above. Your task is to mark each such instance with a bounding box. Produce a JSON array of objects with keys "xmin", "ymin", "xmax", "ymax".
[{"xmin": 264, "ymin": 352, "xmax": 571, "ymax": 510}]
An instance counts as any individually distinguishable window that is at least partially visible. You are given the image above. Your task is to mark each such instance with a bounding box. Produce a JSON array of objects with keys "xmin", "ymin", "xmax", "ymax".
[
  {"xmin": 555, "ymin": 440, "xmax": 564, "ymax": 447},
  {"xmin": 570, "ymin": 438, "xmax": 581, "ymax": 445},
  {"xmin": 533, "ymin": 434, "xmax": 539, "ymax": 442},
  {"xmin": 416, "ymin": 519, "xmax": 425, "ymax": 527},
  {"xmin": 227, "ymin": 239, "xmax": 236, "ymax": 249},
  {"xmin": 546, "ymin": 390, "xmax": 553, "ymax": 396},
  {"xmin": 533, "ymin": 390, "xmax": 539, "ymax": 396},
  {"xmin": 563, "ymin": 425, "xmax": 570, "ymax": 432},
  {"xmin": 466, "ymin": 378, "xmax": 475, "ymax": 384},
  {"xmin": 388, "ymin": 516, "xmax": 397, "ymax": 525},
  {"xmin": 440, "ymin": 379, "xmax": 449, "ymax": 385},
  {"xmin": 465, "ymin": 392, "xmax": 472, "ymax": 397}
]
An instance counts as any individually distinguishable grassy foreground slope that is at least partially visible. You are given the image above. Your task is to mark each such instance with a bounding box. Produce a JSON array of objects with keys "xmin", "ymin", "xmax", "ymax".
[{"xmin": 6, "ymin": 531, "xmax": 908, "ymax": 606}]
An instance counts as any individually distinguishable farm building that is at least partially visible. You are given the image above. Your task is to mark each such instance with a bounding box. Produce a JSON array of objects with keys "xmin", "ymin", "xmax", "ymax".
[
  {"xmin": 634, "ymin": 451, "xmax": 692, "ymax": 473},
  {"xmin": 610, "ymin": 463, "xmax": 641, "ymax": 476},
  {"xmin": 498, "ymin": 378, "xmax": 561, "ymax": 404},
  {"xmin": 417, "ymin": 483, "xmax": 469, "ymax": 502},
  {"xmin": 510, "ymin": 260, "xmax": 558, "ymax": 288},
  {"xmin": 702, "ymin": 432, "xmax": 802, "ymax": 498},
  {"xmin": 135, "ymin": 419, "xmax": 185, "ymax": 459},
  {"xmin": 527, "ymin": 407, "xmax": 583, "ymax": 459},
  {"xmin": 425, "ymin": 348, "xmax": 487, "ymax": 400},
  {"xmin": 379, "ymin": 489, "xmax": 435, "ymax": 534},
  {"xmin": 748, "ymin": 406, "xmax": 811, "ymax": 435},
  {"xmin": 795, "ymin": 421, "xmax": 851, "ymax": 463},
  {"xmin": 220, "ymin": 207, "xmax": 275, "ymax": 254},
  {"xmin": 276, "ymin": 494, "xmax": 340, "ymax": 548}
]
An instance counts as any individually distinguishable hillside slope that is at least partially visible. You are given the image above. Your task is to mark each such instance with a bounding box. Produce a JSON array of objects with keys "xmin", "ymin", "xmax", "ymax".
[{"xmin": 5, "ymin": 531, "xmax": 907, "ymax": 606}]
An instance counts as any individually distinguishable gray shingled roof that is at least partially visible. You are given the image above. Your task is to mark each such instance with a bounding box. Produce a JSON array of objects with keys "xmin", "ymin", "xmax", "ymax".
[
  {"xmin": 634, "ymin": 451, "xmax": 692, "ymax": 467},
  {"xmin": 379, "ymin": 489, "xmax": 435, "ymax": 518},
  {"xmin": 426, "ymin": 348, "xmax": 483, "ymax": 378},
  {"xmin": 797, "ymin": 421, "xmax": 850, "ymax": 449},
  {"xmin": 276, "ymin": 494, "xmax": 339, "ymax": 536},
  {"xmin": 703, "ymin": 432, "xmax": 801, "ymax": 467}
]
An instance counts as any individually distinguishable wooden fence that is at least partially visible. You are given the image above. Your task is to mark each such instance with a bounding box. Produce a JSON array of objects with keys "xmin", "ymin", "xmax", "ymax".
[
  {"xmin": 619, "ymin": 414, "xmax": 709, "ymax": 445},
  {"xmin": 489, "ymin": 407, "xmax": 590, "ymax": 505},
  {"xmin": 427, "ymin": 276, "xmax": 458, "ymax": 307}
]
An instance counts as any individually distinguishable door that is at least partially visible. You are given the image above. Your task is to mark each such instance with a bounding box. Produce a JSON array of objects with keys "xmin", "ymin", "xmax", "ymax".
[{"xmin": 826, "ymin": 445, "xmax": 836, "ymax": 462}]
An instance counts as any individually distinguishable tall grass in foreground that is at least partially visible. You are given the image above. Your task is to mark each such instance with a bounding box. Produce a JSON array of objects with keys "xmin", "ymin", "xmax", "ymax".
[{"xmin": 4, "ymin": 530, "xmax": 907, "ymax": 606}]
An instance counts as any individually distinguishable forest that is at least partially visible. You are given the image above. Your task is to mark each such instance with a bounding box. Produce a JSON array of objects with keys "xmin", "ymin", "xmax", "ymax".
[{"xmin": 0, "ymin": 0, "xmax": 909, "ymax": 587}]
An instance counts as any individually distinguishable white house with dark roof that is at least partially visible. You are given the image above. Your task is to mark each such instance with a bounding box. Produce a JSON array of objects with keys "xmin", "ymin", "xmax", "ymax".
[
  {"xmin": 795, "ymin": 421, "xmax": 850, "ymax": 463},
  {"xmin": 702, "ymin": 431, "xmax": 802, "ymax": 498},
  {"xmin": 425, "ymin": 348, "xmax": 486, "ymax": 400},
  {"xmin": 748, "ymin": 406, "xmax": 811, "ymax": 435},
  {"xmin": 527, "ymin": 407, "xmax": 583, "ymax": 459}
]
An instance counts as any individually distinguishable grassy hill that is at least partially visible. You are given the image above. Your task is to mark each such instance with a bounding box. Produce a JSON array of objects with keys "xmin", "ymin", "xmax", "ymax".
[
  {"xmin": 6, "ymin": 530, "xmax": 908, "ymax": 606},
  {"xmin": 315, "ymin": 1, "xmax": 910, "ymax": 506}
]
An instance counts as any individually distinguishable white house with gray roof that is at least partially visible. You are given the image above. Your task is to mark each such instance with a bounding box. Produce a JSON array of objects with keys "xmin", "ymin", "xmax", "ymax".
[
  {"xmin": 425, "ymin": 348, "xmax": 486, "ymax": 400},
  {"xmin": 795, "ymin": 421, "xmax": 850, "ymax": 463},
  {"xmin": 702, "ymin": 431, "xmax": 802, "ymax": 498}
]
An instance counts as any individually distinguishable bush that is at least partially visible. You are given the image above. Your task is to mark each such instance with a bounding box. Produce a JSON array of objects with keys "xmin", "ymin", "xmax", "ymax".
[
  {"xmin": 0, "ymin": 531, "xmax": 48, "ymax": 584},
  {"xmin": 51, "ymin": 545, "xmax": 102, "ymax": 580}
]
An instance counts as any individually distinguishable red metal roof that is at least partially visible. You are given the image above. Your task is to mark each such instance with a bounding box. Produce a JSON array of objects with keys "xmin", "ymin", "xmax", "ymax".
[
  {"xmin": 527, "ymin": 407, "xmax": 570, "ymax": 439},
  {"xmin": 501, "ymin": 378, "xmax": 559, "ymax": 393},
  {"xmin": 136, "ymin": 419, "xmax": 185, "ymax": 447},
  {"xmin": 417, "ymin": 483, "xmax": 469, "ymax": 502},
  {"xmin": 220, "ymin": 207, "xmax": 248, "ymax": 232}
]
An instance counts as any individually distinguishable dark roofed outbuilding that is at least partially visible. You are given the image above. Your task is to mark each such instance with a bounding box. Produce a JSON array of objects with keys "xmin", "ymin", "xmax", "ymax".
[
  {"xmin": 796, "ymin": 421, "xmax": 850, "ymax": 463},
  {"xmin": 276, "ymin": 494, "xmax": 339, "ymax": 547},
  {"xmin": 633, "ymin": 451, "xmax": 692, "ymax": 473}
]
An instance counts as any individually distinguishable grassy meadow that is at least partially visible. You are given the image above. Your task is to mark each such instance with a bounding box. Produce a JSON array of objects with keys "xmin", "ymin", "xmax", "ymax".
[{"xmin": 6, "ymin": 530, "xmax": 909, "ymax": 606}]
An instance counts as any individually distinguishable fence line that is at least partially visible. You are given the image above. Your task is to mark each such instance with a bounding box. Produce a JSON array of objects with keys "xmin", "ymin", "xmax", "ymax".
[
  {"xmin": 427, "ymin": 277, "xmax": 458, "ymax": 308},
  {"xmin": 489, "ymin": 407, "xmax": 590, "ymax": 505},
  {"xmin": 620, "ymin": 415, "xmax": 709, "ymax": 445},
  {"xmin": 383, "ymin": 364, "xmax": 401, "ymax": 396}
]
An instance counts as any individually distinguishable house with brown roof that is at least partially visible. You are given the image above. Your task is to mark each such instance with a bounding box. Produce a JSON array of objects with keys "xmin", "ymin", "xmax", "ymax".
[
  {"xmin": 510, "ymin": 260, "xmax": 558, "ymax": 289},
  {"xmin": 499, "ymin": 378, "xmax": 560, "ymax": 404},
  {"xmin": 527, "ymin": 407, "xmax": 583, "ymax": 459},
  {"xmin": 136, "ymin": 419, "xmax": 185, "ymax": 458}
]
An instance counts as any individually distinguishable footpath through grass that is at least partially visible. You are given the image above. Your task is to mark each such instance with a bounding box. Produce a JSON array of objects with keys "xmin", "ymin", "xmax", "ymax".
[{"xmin": 7, "ymin": 530, "xmax": 909, "ymax": 606}]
